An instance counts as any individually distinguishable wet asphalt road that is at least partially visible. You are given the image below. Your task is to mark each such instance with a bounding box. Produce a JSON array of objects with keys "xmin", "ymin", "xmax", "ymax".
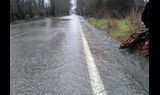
[{"xmin": 10, "ymin": 15, "xmax": 149, "ymax": 95}]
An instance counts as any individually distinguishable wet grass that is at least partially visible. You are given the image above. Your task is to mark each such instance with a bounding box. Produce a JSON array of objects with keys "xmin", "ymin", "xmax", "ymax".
[
  {"xmin": 11, "ymin": 20, "xmax": 28, "ymax": 24},
  {"xmin": 88, "ymin": 18, "xmax": 108, "ymax": 30},
  {"xmin": 88, "ymin": 17, "xmax": 144, "ymax": 41},
  {"xmin": 10, "ymin": 17, "xmax": 48, "ymax": 25},
  {"xmin": 111, "ymin": 19, "xmax": 132, "ymax": 40}
]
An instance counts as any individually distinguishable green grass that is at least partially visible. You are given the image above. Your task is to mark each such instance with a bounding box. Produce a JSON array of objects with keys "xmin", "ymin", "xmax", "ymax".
[
  {"xmin": 11, "ymin": 19, "xmax": 34, "ymax": 25},
  {"xmin": 12, "ymin": 20, "xmax": 27, "ymax": 24},
  {"xmin": 88, "ymin": 18, "xmax": 108, "ymax": 30},
  {"xmin": 10, "ymin": 17, "xmax": 47, "ymax": 25},
  {"xmin": 111, "ymin": 20, "xmax": 132, "ymax": 40},
  {"xmin": 88, "ymin": 18, "xmax": 138, "ymax": 41}
]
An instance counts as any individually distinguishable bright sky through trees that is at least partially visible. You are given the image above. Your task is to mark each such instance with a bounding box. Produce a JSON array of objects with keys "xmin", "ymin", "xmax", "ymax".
[{"xmin": 70, "ymin": 0, "xmax": 77, "ymax": 14}]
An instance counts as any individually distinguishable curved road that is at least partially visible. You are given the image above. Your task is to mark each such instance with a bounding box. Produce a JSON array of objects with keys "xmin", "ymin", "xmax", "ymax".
[{"xmin": 10, "ymin": 15, "xmax": 149, "ymax": 95}]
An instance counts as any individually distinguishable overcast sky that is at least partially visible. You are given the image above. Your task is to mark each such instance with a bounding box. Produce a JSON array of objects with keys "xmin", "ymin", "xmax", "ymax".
[
  {"xmin": 144, "ymin": 0, "xmax": 149, "ymax": 2},
  {"xmin": 44, "ymin": 0, "xmax": 49, "ymax": 4}
]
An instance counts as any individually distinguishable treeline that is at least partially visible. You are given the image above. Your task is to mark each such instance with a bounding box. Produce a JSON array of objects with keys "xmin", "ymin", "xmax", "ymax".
[
  {"xmin": 10, "ymin": 0, "xmax": 70, "ymax": 22},
  {"xmin": 76, "ymin": 0, "xmax": 147, "ymax": 18}
]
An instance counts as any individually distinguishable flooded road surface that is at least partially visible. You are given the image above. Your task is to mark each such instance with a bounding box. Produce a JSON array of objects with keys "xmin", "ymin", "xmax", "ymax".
[{"xmin": 10, "ymin": 15, "xmax": 149, "ymax": 95}]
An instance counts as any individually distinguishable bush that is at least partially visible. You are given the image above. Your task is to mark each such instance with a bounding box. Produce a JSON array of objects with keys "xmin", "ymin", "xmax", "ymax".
[{"xmin": 126, "ymin": 8, "xmax": 144, "ymax": 33}]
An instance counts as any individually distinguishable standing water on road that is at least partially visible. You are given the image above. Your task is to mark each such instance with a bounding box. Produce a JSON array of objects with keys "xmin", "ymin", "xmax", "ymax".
[
  {"xmin": 10, "ymin": 0, "xmax": 148, "ymax": 94},
  {"xmin": 10, "ymin": 16, "xmax": 149, "ymax": 95}
]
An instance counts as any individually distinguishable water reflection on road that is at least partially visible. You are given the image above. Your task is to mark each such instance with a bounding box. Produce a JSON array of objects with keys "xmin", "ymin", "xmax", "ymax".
[{"xmin": 10, "ymin": 15, "xmax": 148, "ymax": 95}]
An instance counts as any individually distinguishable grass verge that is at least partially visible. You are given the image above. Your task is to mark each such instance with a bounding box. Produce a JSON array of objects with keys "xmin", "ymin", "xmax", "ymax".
[
  {"xmin": 88, "ymin": 17, "xmax": 144, "ymax": 42},
  {"xmin": 10, "ymin": 17, "xmax": 48, "ymax": 25}
]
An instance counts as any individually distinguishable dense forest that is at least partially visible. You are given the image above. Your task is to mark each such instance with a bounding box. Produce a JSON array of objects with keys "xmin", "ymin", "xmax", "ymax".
[
  {"xmin": 76, "ymin": 0, "xmax": 147, "ymax": 18},
  {"xmin": 10, "ymin": 0, "xmax": 70, "ymax": 22},
  {"xmin": 10, "ymin": 0, "xmax": 148, "ymax": 22}
]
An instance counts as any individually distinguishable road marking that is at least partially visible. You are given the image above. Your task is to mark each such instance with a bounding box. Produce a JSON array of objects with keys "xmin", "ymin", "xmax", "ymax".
[{"xmin": 79, "ymin": 22, "xmax": 108, "ymax": 95}]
